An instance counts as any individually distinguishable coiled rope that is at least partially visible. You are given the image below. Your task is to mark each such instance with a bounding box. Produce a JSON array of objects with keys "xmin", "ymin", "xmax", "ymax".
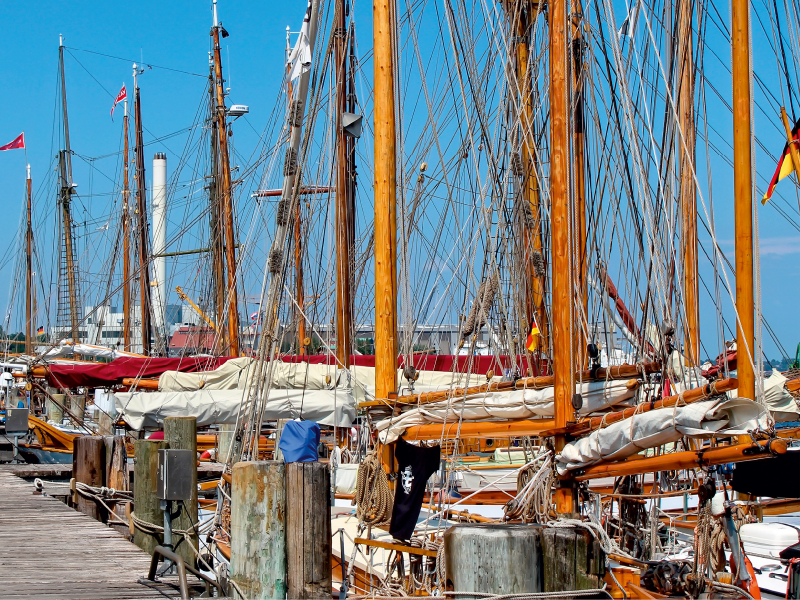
[
  {"xmin": 353, "ymin": 449, "xmax": 394, "ymax": 527},
  {"xmin": 504, "ymin": 453, "xmax": 553, "ymax": 522}
]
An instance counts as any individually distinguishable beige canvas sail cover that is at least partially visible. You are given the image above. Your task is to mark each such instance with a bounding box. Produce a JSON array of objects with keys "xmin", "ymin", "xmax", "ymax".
[
  {"xmin": 157, "ymin": 357, "xmax": 500, "ymax": 400},
  {"xmin": 114, "ymin": 387, "xmax": 356, "ymax": 430},
  {"xmin": 376, "ymin": 379, "xmax": 635, "ymax": 443},
  {"xmin": 556, "ymin": 397, "xmax": 767, "ymax": 473}
]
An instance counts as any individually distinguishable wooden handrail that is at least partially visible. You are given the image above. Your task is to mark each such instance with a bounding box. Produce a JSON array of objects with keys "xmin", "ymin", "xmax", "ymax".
[{"xmin": 354, "ymin": 537, "xmax": 438, "ymax": 557}]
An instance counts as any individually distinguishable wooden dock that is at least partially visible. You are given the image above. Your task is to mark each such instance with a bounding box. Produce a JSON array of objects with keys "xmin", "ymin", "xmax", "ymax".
[
  {"xmin": 0, "ymin": 469, "xmax": 183, "ymax": 599},
  {"xmin": 0, "ymin": 461, "xmax": 225, "ymax": 480}
]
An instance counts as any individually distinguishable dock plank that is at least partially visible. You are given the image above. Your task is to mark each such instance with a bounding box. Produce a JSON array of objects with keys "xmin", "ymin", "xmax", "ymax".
[
  {"xmin": 0, "ymin": 469, "xmax": 183, "ymax": 599},
  {"xmin": 0, "ymin": 461, "xmax": 225, "ymax": 480}
]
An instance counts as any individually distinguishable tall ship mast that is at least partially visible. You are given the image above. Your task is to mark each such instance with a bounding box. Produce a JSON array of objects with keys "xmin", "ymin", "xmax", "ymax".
[
  {"xmin": 132, "ymin": 63, "xmax": 152, "ymax": 355},
  {"xmin": 56, "ymin": 35, "xmax": 80, "ymax": 343}
]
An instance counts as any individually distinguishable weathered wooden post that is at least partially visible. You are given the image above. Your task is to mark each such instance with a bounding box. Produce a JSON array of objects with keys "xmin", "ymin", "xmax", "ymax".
[
  {"xmin": 230, "ymin": 461, "xmax": 286, "ymax": 599},
  {"xmin": 98, "ymin": 411, "xmax": 114, "ymax": 436},
  {"xmin": 133, "ymin": 439, "xmax": 167, "ymax": 555},
  {"xmin": 47, "ymin": 392, "xmax": 65, "ymax": 424},
  {"xmin": 444, "ymin": 524, "xmax": 605, "ymax": 594},
  {"xmin": 217, "ymin": 424, "xmax": 236, "ymax": 462},
  {"xmin": 72, "ymin": 435, "xmax": 107, "ymax": 522},
  {"xmin": 444, "ymin": 524, "xmax": 544, "ymax": 593},
  {"xmin": 286, "ymin": 461, "xmax": 331, "ymax": 598},
  {"xmin": 70, "ymin": 393, "xmax": 86, "ymax": 424},
  {"xmin": 540, "ymin": 526, "xmax": 605, "ymax": 592},
  {"xmin": 164, "ymin": 416, "xmax": 198, "ymax": 567},
  {"xmin": 104, "ymin": 435, "xmax": 128, "ymax": 535},
  {"xmin": 274, "ymin": 418, "xmax": 290, "ymax": 461}
]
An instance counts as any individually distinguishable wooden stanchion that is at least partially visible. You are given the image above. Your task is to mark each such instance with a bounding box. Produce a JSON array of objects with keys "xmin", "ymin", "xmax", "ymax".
[
  {"xmin": 133, "ymin": 439, "xmax": 167, "ymax": 555},
  {"xmin": 72, "ymin": 436, "xmax": 106, "ymax": 522},
  {"xmin": 164, "ymin": 416, "xmax": 198, "ymax": 567},
  {"xmin": 286, "ymin": 462, "xmax": 331, "ymax": 598},
  {"xmin": 230, "ymin": 461, "xmax": 286, "ymax": 600}
]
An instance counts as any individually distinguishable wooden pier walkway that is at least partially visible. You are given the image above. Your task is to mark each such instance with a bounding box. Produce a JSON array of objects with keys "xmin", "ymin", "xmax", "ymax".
[{"xmin": 0, "ymin": 469, "xmax": 180, "ymax": 599}]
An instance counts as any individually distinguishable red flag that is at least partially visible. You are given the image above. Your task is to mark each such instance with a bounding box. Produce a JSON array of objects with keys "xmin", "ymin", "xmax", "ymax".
[
  {"xmin": 0, "ymin": 133, "xmax": 24, "ymax": 151},
  {"xmin": 111, "ymin": 84, "xmax": 127, "ymax": 120}
]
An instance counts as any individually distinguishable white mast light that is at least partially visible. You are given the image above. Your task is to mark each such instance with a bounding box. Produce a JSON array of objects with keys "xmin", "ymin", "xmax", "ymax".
[{"xmin": 227, "ymin": 105, "xmax": 249, "ymax": 118}]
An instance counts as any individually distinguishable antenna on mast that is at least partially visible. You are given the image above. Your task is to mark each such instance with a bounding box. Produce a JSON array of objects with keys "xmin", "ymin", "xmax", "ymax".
[
  {"xmin": 213, "ymin": 0, "xmax": 218, "ymax": 28},
  {"xmin": 59, "ymin": 34, "xmax": 63, "ymax": 47}
]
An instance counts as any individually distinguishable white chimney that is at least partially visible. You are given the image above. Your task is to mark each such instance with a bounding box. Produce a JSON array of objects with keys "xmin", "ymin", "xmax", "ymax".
[{"xmin": 152, "ymin": 153, "xmax": 167, "ymax": 339}]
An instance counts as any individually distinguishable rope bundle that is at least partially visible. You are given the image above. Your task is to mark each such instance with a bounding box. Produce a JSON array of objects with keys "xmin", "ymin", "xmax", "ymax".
[
  {"xmin": 504, "ymin": 453, "xmax": 554, "ymax": 522},
  {"xmin": 131, "ymin": 512, "xmax": 198, "ymax": 538},
  {"xmin": 353, "ymin": 450, "xmax": 394, "ymax": 527},
  {"xmin": 694, "ymin": 502, "xmax": 751, "ymax": 575},
  {"xmin": 461, "ymin": 273, "xmax": 499, "ymax": 338}
]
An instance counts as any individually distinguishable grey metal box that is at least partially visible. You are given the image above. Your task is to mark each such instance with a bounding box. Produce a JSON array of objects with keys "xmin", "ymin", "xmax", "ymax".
[
  {"xmin": 156, "ymin": 449, "xmax": 194, "ymax": 501},
  {"xmin": 5, "ymin": 408, "xmax": 28, "ymax": 434}
]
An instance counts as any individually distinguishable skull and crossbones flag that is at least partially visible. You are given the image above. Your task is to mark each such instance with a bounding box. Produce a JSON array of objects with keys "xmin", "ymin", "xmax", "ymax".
[{"xmin": 388, "ymin": 437, "xmax": 441, "ymax": 541}]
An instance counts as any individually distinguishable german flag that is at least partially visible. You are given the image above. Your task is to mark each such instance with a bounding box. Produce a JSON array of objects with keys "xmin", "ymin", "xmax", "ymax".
[
  {"xmin": 526, "ymin": 316, "xmax": 540, "ymax": 351},
  {"xmin": 763, "ymin": 119, "xmax": 800, "ymax": 204},
  {"xmin": 36, "ymin": 326, "xmax": 44, "ymax": 335}
]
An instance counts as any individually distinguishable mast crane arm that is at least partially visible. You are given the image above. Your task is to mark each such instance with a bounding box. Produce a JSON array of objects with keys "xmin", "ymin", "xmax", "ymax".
[{"xmin": 175, "ymin": 286, "xmax": 218, "ymax": 332}]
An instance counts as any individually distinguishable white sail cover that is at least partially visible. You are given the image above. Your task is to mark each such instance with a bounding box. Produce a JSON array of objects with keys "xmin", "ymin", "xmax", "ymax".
[
  {"xmin": 158, "ymin": 358, "xmax": 500, "ymax": 400},
  {"xmin": 744, "ymin": 370, "xmax": 799, "ymax": 421},
  {"xmin": 114, "ymin": 387, "xmax": 356, "ymax": 430},
  {"xmin": 288, "ymin": 1, "xmax": 313, "ymax": 80},
  {"xmin": 42, "ymin": 340, "xmax": 143, "ymax": 360},
  {"xmin": 555, "ymin": 397, "xmax": 767, "ymax": 473},
  {"xmin": 376, "ymin": 379, "xmax": 635, "ymax": 443}
]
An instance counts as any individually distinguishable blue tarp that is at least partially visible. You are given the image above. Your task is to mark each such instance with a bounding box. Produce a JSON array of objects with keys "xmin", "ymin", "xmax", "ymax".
[{"xmin": 278, "ymin": 420, "xmax": 320, "ymax": 463}]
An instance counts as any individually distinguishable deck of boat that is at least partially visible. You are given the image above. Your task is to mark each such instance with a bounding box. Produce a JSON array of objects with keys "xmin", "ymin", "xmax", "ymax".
[{"xmin": 0, "ymin": 468, "xmax": 183, "ymax": 599}]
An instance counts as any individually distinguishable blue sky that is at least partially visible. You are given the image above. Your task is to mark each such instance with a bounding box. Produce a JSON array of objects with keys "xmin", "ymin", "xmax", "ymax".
[{"xmin": 0, "ymin": 0, "xmax": 798, "ymax": 361}]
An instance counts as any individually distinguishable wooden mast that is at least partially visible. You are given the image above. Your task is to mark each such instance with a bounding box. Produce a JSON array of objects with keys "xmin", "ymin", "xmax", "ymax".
[
  {"xmin": 208, "ymin": 60, "xmax": 226, "ymax": 351},
  {"xmin": 284, "ymin": 44, "xmax": 306, "ymax": 357},
  {"xmin": 732, "ymin": 0, "xmax": 755, "ymax": 400},
  {"xmin": 551, "ymin": 0, "xmax": 575, "ymax": 512},
  {"xmin": 294, "ymin": 198, "xmax": 306, "ymax": 355},
  {"xmin": 335, "ymin": 0, "xmax": 352, "ymax": 367},
  {"xmin": 512, "ymin": 4, "xmax": 549, "ymax": 366},
  {"xmin": 374, "ymin": 0, "xmax": 397, "ymax": 401},
  {"xmin": 572, "ymin": 0, "xmax": 587, "ymax": 369},
  {"xmin": 25, "ymin": 165, "xmax": 32, "ymax": 355},
  {"xmin": 58, "ymin": 37, "xmax": 80, "ymax": 343},
  {"xmin": 678, "ymin": 0, "xmax": 698, "ymax": 366},
  {"xmin": 122, "ymin": 98, "xmax": 132, "ymax": 351},
  {"xmin": 133, "ymin": 65, "xmax": 152, "ymax": 355},
  {"xmin": 211, "ymin": 1, "xmax": 241, "ymax": 357}
]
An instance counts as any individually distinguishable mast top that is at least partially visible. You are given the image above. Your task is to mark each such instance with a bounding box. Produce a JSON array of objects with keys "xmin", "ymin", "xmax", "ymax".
[
  {"xmin": 59, "ymin": 34, "xmax": 63, "ymax": 48},
  {"xmin": 26, "ymin": 164, "xmax": 30, "ymax": 180},
  {"xmin": 213, "ymin": 0, "xmax": 218, "ymax": 28}
]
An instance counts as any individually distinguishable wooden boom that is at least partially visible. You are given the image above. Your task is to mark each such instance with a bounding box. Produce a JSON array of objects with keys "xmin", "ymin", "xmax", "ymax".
[
  {"xmin": 573, "ymin": 438, "xmax": 787, "ymax": 481},
  {"xmin": 360, "ymin": 361, "xmax": 660, "ymax": 409},
  {"xmin": 121, "ymin": 378, "xmax": 160, "ymax": 390},
  {"xmin": 404, "ymin": 418, "xmax": 556, "ymax": 441},
  {"xmin": 540, "ymin": 377, "xmax": 737, "ymax": 437}
]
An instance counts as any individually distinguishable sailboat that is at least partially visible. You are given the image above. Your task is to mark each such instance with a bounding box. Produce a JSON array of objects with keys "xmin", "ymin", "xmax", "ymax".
[{"xmin": 7, "ymin": 0, "xmax": 800, "ymax": 596}]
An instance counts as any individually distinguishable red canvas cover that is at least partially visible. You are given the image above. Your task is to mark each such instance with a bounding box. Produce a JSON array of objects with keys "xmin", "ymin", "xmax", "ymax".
[
  {"xmin": 46, "ymin": 356, "xmax": 235, "ymax": 389},
  {"xmin": 46, "ymin": 354, "xmax": 544, "ymax": 389},
  {"xmin": 280, "ymin": 354, "xmax": 544, "ymax": 375}
]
